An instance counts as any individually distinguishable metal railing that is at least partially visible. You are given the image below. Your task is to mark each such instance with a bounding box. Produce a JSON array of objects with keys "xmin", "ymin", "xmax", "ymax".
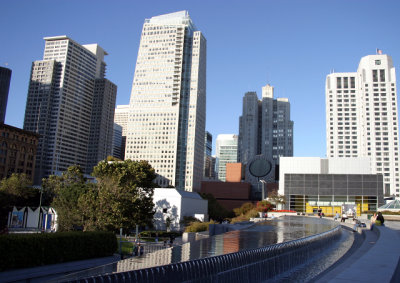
[{"xmin": 64, "ymin": 225, "xmax": 341, "ymax": 283}]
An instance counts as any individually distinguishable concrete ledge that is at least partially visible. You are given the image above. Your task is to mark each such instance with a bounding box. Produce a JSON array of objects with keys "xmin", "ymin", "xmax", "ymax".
[{"xmin": 326, "ymin": 225, "xmax": 400, "ymax": 282}]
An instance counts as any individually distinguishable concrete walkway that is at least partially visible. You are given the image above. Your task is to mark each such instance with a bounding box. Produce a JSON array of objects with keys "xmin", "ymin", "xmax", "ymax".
[
  {"xmin": 316, "ymin": 221, "xmax": 400, "ymax": 282},
  {"xmin": 0, "ymin": 255, "xmax": 120, "ymax": 283}
]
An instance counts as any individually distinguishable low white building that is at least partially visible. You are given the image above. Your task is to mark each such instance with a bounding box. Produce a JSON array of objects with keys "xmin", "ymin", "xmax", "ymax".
[
  {"xmin": 279, "ymin": 157, "xmax": 383, "ymax": 215},
  {"xmin": 153, "ymin": 188, "xmax": 208, "ymax": 231},
  {"xmin": 279, "ymin": 157, "xmax": 374, "ymax": 195}
]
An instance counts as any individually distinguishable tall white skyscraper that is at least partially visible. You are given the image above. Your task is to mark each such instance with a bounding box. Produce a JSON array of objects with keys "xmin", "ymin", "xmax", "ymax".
[
  {"xmin": 125, "ymin": 11, "xmax": 206, "ymax": 191},
  {"xmin": 216, "ymin": 134, "xmax": 238, "ymax": 182},
  {"xmin": 326, "ymin": 53, "xmax": 399, "ymax": 197},
  {"xmin": 24, "ymin": 36, "xmax": 117, "ymax": 184}
]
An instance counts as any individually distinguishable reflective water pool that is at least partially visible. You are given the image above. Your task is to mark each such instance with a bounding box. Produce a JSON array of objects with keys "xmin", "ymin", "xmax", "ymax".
[{"xmin": 55, "ymin": 216, "xmax": 342, "ymax": 282}]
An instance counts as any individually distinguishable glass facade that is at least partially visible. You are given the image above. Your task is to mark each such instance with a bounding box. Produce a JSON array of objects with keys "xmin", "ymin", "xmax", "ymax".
[{"xmin": 285, "ymin": 174, "xmax": 383, "ymax": 216}]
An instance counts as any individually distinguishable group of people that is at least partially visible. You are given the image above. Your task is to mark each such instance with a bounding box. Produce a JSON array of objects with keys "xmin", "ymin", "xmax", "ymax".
[
  {"xmin": 333, "ymin": 210, "xmax": 385, "ymax": 230},
  {"xmin": 333, "ymin": 211, "xmax": 348, "ymax": 222}
]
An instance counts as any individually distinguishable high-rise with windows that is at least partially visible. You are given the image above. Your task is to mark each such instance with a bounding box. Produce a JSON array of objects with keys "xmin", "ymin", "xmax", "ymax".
[
  {"xmin": 114, "ymin": 104, "xmax": 130, "ymax": 160},
  {"xmin": 0, "ymin": 66, "xmax": 12, "ymax": 123},
  {"xmin": 238, "ymin": 84, "xmax": 294, "ymax": 164},
  {"xmin": 204, "ymin": 131, "xmax": 215, "ymax": 180},
  {"xmin": 125, "ymin": 11, "xmax": 206, "ymax": 191},
  {"xmin": 216, "ymin": 134, "xmax": 238, "ymax": 182},
  {"xmin": 24, "ymin": 36, "xmax": 117, "ymax": 184},
  {"xmin": 111, "ymin": 123, "xmax": 123, "ymax": 160},
  {"xmin": 326, "ymin": 54, "xmax": 399, "ymax": 197}
]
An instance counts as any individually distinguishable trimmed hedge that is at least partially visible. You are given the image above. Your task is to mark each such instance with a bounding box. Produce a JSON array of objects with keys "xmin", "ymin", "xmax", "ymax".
[
  {"xmin": 139, "ymin": 230, "xmax": 181, "ymax": 239},
  {"xmin": 0, "ymin": 231, "xmax": 117, "ymax": 271}
]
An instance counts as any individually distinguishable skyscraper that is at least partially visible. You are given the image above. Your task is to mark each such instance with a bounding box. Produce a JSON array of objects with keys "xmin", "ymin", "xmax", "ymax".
[
  {"xmin": 216, "ymin": 134, "xmax": 238, "ymax": 182},
  {"xmin": 23, "ymin": 36, "xmax": 117, "ymax": 184},
  {"xmin": 0, "ymin": 66, "xmax": 12, "ymax": 123},
  {"xmin": 238, "ymin": 84, "xmax": 294, "ymax": 164},
  {"xmin": 114, "ymin": 104, "xmax": 130, "ymax": 160},
  {"xmin": 326, "ymin": 53, "xmax": 399, "ymax": 197},
  {"xmin": 111, "ymin": 123, "xmax": 123, "ymax": 160},
  {"xmin": 86, "ymin": 77, "xmax": 117, "ymax": 173},
  {"xmin": 204, "ymin": 131, "xmax": 215, "ymax": 180},
  {"xmin": 125, "ymin": 11, "xmax": 206, "ymax": 191}
]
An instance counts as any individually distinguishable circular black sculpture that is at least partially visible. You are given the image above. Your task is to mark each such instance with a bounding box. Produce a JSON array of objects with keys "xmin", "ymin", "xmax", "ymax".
[{"xmin": 248, "ymin": 158, "xmax": 272, "ymax": 178}]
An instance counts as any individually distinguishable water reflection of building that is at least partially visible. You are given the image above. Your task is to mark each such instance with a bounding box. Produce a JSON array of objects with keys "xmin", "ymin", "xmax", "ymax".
[
  {"xmin": 223, "ymin": 232, "xmax": 241, "ymax": 254},
  {"xmin": 117, "ymin": 247, "xmax": 173, "ymax": 272},
  {"xmin": 279, "ymin": 157, "xmax": 384, "ymax": 216}
]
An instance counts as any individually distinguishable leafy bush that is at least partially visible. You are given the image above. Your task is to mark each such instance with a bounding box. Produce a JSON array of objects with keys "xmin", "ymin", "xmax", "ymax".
[
  {"xmin": 230, "ymin": 215, "xmax": 251, "ymax": 224},
  {"xmin": 0, "ymin": 231, "xmax": 117, "ymax": 271},
  {"xmin": 233, "ymin": 202, "xmax": 255, "ymax": 216},
  {"xmin": 181, "ymin": 216, "xmax": 200, "ymax": 227},
  {"xmin": 184, "ymin": 221, "xmax": 215, "ymax": 233},
  {"xmin": 256, "ymin": 200, "xmax": 273, "ymax": 212}
]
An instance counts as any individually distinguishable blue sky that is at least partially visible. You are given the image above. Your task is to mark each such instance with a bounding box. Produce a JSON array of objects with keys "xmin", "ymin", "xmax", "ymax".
[{"xmin": 1, "ymin": 0, "xmax": 400, "ymax": 157}]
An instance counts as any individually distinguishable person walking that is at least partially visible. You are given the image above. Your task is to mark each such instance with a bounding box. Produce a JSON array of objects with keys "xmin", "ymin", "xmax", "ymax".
[{"xmin": 334, "ymin": 211, "xmax": 340, "ymax": 221}]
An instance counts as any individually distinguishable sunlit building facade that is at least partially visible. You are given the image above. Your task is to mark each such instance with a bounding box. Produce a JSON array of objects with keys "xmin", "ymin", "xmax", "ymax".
[
  {"xmin": 23, "ymin": 36, "xmax": 116, "ymax": 183},
  {"xmin": 326, "ymin": 54, "xmax": 399, "ymax": 197},
  {"xmin": 216, "ymin": 134, "xmax": 238, "ymax": 182},
  {"xmin": 125, "ymin": 11, "xmax": 207, "ymax": 191}
]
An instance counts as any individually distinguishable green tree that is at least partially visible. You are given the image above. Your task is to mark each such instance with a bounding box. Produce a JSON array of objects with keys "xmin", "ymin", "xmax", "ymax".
[
  {"xmin": 45, "ymin": 165, "xmax": 89, "ymax": 231},
  {"xmin": 77, "ymin": 184, "xmax": 99, "ymax": 231},
  {"xmin": 90, "ymin": 160, "xmax": 156, "ymax": 232},
  {"xmin": 0, "ymin": 173, "xmax": 37, "ymax": 205},
  {"xmin": 200, "ymin": 193, "xmax": 233, "ymax": 222},
  {"xmin": 0, "ymin": 173, "xmax": 39, "ymax": 229},
  {"xmin": 106, "ymin": 155, "xmax": 122, "ymax": 162},
  {"xmin": 268, "ymin": 191, "xmax": 286, "ymax": 208}
]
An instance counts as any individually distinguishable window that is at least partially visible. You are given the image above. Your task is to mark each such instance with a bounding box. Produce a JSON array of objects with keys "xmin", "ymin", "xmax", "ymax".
[
  {"xmin": 337, "ymin": 77, "xmax": 342, "ymax": 88},
  {"xmin": 350, "ymin": 77, "xmax": 355, "ymax": 88},
  {"xmin": 373, "ymin": 70, "xmax": 378, "ymax": 82},
  {"xmin": 344, "ymin": 77, "xmax": 348, "ymax": 88},
  {"xmin": 380, "ymin": 70, "xmax": 385, "ymax": 82}
]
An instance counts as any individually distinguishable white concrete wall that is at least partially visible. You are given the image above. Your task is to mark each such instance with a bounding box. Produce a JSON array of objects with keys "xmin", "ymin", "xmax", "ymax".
[
  {"xmin": 328, "ymin": 157, "xmax": 372, "ymax": 174},
  {"xmin": 153, "ymin": 189, "xmax": 182, "ymax": 231},
  {"xmin": 279, "ymin": 157, "xmax": 373, "ymax": 195},
  {"xmin": 180, "ymin": 195, "xmax": 208, "ymax": 221},
  {"xmin": 152, "ymin": 188, "xmax": 208, "ymax": 231}
]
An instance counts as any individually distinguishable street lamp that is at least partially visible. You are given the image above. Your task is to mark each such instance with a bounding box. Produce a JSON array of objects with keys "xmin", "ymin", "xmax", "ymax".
[
  {"xmin": 259, "ymin": 180, "xmax": 267, "ymax": 200},
  {"xmin": 37, "ymin": 187, "xmax": 43, "ymax": 232}
]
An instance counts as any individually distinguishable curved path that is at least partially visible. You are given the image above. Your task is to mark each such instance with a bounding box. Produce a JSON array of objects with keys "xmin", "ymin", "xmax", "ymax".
[{"xmin": 315, "ymin": 221, "xmax": 400, "ymax": 282}]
